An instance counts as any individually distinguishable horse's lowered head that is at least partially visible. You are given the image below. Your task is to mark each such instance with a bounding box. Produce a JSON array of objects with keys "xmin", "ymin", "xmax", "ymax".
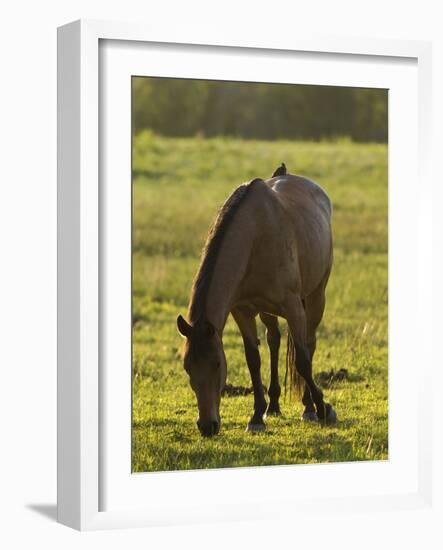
[{"xmin": 177, "ymin": 315, "xmax": 227, "ymax": 437}]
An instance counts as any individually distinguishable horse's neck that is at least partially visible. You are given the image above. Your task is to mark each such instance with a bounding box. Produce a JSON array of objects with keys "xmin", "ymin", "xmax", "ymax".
[{"xmin": 205, "ymin": 212, "xmax": 254, "ymax": 333}]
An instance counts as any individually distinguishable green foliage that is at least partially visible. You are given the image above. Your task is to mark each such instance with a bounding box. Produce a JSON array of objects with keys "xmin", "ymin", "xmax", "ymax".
[
  {"xmin": 132, "ymin": 78, "xmax": 388, "ymax": 142},
  {"xmin": 132, "ymin": 134, "xmax": 388, "ymax": 472}
]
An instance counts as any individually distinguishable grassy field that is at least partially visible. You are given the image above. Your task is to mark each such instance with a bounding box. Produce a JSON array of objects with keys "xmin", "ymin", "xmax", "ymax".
[{"xmin": 132, "ymin": 131, "xmax": 388, "ymax": 472}]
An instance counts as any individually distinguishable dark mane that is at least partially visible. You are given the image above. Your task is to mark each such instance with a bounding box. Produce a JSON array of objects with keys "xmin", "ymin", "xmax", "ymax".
[{"xmin": 188, "ymin": 178, "xmax": 263, "ymax": 324}]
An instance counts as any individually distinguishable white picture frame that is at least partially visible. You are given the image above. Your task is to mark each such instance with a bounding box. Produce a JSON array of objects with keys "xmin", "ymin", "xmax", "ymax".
[{"xmin": 57, "ymin": 19, "xmax": 434, "ymax": 531}]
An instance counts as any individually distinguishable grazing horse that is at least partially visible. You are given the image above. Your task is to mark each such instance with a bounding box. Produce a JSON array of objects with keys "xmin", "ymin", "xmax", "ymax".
[{"xmin": 177, "ymin": 163, "xmax": 336, "ymax": 437}]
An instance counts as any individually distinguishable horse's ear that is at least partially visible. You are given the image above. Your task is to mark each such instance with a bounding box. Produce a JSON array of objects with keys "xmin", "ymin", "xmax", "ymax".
[{"xmin": 177, "ymin": 315, "xmax": 193, "ymax": 339}]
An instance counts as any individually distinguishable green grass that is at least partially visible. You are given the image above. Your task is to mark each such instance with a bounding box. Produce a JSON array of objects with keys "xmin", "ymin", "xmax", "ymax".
[{"xmin": 132, "ymin": 131, "xmax": 388, "ymax": 472}]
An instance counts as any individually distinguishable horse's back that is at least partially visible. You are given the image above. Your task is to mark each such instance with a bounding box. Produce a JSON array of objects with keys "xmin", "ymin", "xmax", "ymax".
[
  {"xmin": 263, "ymin": 174, "xmax": 333, "ymax": 295},
  {"xmin": 265, "ymin": 174, "xmax": 332, "ymax": 220}
]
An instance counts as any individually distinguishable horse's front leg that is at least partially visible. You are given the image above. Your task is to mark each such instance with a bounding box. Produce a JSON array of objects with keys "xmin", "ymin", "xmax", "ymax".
[
  {"xmin": 259, "ymin": 312, "xmax": 281, "ymax": 416},
  {"xmin": 232, "ymin": 309, "xmax": 267, "ymax": 432}
]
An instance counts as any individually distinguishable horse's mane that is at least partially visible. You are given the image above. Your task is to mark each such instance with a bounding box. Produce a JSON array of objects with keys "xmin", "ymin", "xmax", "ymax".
[{"xmin": 188, "ymin": 178, "xmax": 263, "ymax": 324}]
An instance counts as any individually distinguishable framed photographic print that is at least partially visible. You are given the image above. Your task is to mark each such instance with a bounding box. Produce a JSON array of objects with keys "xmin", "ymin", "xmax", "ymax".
[{"xmin": 57, "ymin": 19, "xmax": 434, "ymax": 531}]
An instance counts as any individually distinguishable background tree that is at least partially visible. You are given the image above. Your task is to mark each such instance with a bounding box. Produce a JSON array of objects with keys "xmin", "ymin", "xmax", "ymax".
[{"xmin": 132, "ymin": 77, "xmax": 387, "ymax": 143}]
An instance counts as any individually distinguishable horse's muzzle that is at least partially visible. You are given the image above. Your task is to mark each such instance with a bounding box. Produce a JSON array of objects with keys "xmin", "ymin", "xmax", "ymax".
[{"xmin": 197, "ymin": 419, "xmax": 220, "ymax": 437}]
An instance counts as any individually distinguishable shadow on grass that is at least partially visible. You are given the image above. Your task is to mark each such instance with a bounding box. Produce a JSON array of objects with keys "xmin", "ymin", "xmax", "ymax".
[{"xmin": 316, "ymin": 368, "xmax": 365, "ymax": 388}]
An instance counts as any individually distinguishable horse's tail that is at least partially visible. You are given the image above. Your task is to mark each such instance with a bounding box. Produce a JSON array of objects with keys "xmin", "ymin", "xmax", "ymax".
[{"xmin": 284, "ymin": 327, "xmax": 305, "ymax": 398}]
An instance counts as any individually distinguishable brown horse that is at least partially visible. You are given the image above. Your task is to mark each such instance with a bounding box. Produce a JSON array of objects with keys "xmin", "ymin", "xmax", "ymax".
[{"xmin": 177, "ymin": 163, "xmax": 336, "ymax": 437}]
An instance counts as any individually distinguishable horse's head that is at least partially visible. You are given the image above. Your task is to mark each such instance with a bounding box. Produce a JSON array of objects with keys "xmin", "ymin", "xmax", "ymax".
[{"xmin": 177, "ymin": 315, "xmax": 227, "ymax": 437}]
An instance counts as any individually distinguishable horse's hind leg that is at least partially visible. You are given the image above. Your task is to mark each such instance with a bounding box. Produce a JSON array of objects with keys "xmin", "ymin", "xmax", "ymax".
[
  {"xmin": 301, "ymin": 289, "xmax": 324, "ymax": 421},
  {"xmin": 301, "ymin": 387, "xmax": 317, "ymax": 422},
  {"xmin": 302, "ymin": 279, "xmax": 336, "ymax": 423},
  {"xmin": 284, "ymin": 294, "xmax": 336, "ymax": 424},
  {"xmin": 232, "ymin": 308, "xmax": 267, "ymax": 432},
  {"xmin": 259, "ymin": 312, "xmax": 281, "ymax": 416},
  {"xmin": 299, "ymin": 320, "xmax": 321, "ymax": 422}
]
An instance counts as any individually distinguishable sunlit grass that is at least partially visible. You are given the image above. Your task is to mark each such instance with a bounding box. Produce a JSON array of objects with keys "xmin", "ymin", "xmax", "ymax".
[{"xmin": 132, "ymin": 133, "xmax": 388, "ymax": 472}]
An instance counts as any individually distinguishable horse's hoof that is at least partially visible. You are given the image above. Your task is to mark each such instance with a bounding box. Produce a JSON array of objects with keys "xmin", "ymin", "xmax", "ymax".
[
  {"xmin": 325, "ymin": 406, "xmax": 337, "ymax": 424},
  {"xmin": 302, "ymin": 411, "xmax": 319, "ymax": 422},
  {"xmin": 246, "ymin": 422, "xmax": 266, "ymax": 433},
  {"xmin": 266, "ymin": 407, "xmax": 281, "ymax": 417}
]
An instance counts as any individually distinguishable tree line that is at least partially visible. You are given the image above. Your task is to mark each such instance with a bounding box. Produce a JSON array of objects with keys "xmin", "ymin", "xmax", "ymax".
[{"xmin": 132, "ymin": 77, "xmax": 387, "ymax": 143}]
